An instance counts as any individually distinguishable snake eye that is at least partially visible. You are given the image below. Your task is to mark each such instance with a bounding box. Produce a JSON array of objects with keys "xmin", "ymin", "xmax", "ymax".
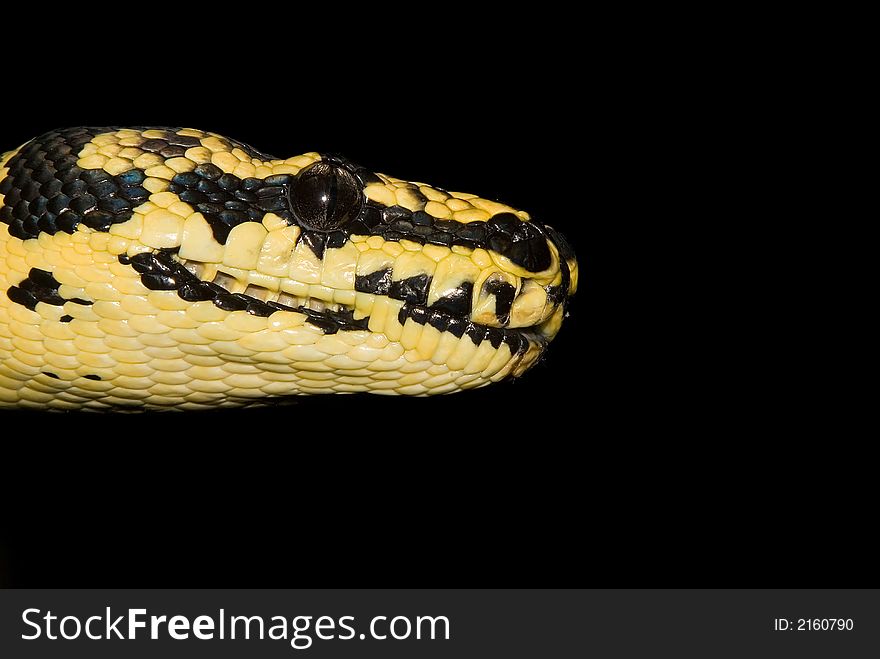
[{"xmin": 289, "ymin": 162, "xmax": 363, "ymax": 231}]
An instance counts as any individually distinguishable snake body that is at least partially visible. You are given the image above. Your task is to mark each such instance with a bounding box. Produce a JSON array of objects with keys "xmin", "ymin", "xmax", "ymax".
[{"xmin": 0, "ymin": 128, "xmax": 577, "ymax": 409}]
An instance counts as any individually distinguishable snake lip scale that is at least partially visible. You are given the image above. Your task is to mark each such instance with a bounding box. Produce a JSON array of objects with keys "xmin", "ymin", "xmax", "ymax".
[{"xmin": 0, "ymin": 127, "xmax": 578, "ymax": 410}]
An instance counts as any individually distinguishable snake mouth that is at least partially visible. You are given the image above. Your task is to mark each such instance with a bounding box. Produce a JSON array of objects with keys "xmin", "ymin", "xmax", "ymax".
[{"xmin": 171, "ymin": 255, "xmax": 554, "ymax": 353}]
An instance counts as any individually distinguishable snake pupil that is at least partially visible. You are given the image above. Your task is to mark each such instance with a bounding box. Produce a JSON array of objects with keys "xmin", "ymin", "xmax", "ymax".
[{"xmin": 290, "ymin": 162, "xmax": 362, "ymax": 231}]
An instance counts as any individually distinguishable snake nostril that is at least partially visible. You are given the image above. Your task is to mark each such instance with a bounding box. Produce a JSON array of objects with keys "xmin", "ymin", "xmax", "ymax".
[{"xmin": 487, "ymin": 214, "xmax": 552, "ymax": 273}]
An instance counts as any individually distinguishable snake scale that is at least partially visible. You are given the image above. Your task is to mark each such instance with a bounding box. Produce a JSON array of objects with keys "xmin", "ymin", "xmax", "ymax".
[{"xmin": 0, "ymin": 128, "xmax": 577, "ymax": 410}]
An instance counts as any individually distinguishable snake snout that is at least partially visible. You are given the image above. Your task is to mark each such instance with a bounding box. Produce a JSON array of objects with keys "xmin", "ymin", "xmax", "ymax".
[
  {"xmin": 471, "ymin": 218, "xmax": 577, "ymax": 343},
  {"xmin": 483, "ymin": 214, "xmax": 577, "ymax": 299},
  {"xmin": 482, "ymin": 213, "xmax": 550, "ymax": 274}
]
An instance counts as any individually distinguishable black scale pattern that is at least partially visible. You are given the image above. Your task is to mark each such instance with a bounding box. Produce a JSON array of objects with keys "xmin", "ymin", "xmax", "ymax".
[
  {"xmin": 349, "ymin": 203, "xmax": 552, "ymax": 325},
  {"xmin": 0, "ymin": 128, "xmax": 155, "ymax": 239},
  {"xmin": 0, "ymin": 127, "xmax": 277, "ymax": 243},
  {"xmin": 134, "ymin": 128, "xmax": 277, "ymax": 161},
  {"xmin": 355, "ymin": 269, "xmax": 431, "ymax": 305},
  {"xmin": 397, "ymin": 300, "xmax": 533, "ymax": 355},
  {"xmin": 7, "ymin": 267, "xmax": 93, "ymax": 311},
  {"xmin": 354, "ymin": 269, "xmax": 516, "ymax": 327},
  {"xmin": 6, "ymin": 268, "xmax": 65, "ymax": 310},
  {"xmin": 358, "ymin": 202, "xmax": 553, "ymax": 273},
  {"xmin": 120, "ymin": 251, "xmax": 369, "ymax": 334},
  {"xmin": 484, "ymin": 280, "xmax": 516, "ymax": 325}
]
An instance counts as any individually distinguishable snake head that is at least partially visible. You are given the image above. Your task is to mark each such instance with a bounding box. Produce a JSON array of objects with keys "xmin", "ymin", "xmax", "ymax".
[
  {"xmin": 0, "ymin": 128, "xmax": 578, "ymax": 408},
  {"xmin": 270, "ymin": 152, "xmax": 579, "ymax": 375}
]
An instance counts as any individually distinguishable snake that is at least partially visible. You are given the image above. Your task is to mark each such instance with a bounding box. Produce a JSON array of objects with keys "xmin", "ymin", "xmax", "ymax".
[{"xmin": 0, "ymin": 127, "xmax": 578, "ymax": 410}]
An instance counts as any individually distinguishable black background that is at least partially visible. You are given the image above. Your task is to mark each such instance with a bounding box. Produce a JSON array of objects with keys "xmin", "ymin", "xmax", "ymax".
[{"xmin": 0, "ymin": 18, "xmax": 871, "ymax": 590}]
